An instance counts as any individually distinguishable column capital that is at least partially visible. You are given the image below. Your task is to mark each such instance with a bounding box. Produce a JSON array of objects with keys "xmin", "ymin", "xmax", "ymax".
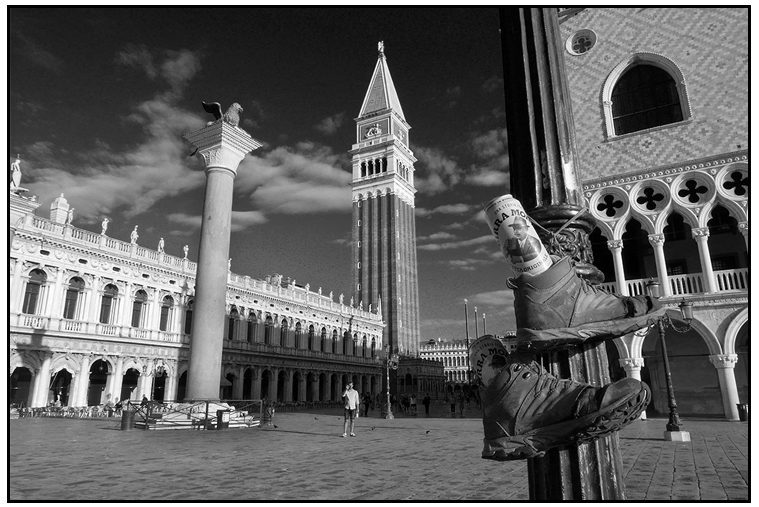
[
  {"xmin": 691, "ymin": 227, "xmax": 710, "ymax": 239},
  {"xmin": 184, "ymin": 121, "xmax": 262, "ymax": 176},
  {"xmin": 607, "ymin": 239, "xmax": 623, "ymax": 251},
  {"xmin": 647, "ymin": 233, "xmax": 665, "ymax": 246},
  {"xmin": 619, "ymin": 357, "xmax": 645, "ymax": 370},
  {"xmin": 709, "ymin": 354, "xmax": 738, "ymax": 369},
  {"xmin": 738, "ymin": 221, "xmax": 748, "ymax": 235}
]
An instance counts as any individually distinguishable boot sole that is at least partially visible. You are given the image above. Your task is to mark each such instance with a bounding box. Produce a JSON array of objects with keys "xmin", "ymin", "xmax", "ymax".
[
  {"xmin": 481, "ymin": 384, "xmax": 650, "ymax": 461},
  {"xmin": 515, "ymin": 307, "xmax": 667, "ymax": 352}
]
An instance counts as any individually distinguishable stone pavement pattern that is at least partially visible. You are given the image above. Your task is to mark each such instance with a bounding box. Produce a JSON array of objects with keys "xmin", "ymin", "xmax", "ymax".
[{"xmin": 9, "ymin": 408, "xmax": 748, "ymax": 501}]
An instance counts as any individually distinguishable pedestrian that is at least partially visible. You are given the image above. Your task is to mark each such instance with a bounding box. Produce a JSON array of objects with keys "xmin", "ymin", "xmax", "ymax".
[
  {"xmin": 457, "ymin": 392, "xmax": 465, "ymax": 417},
  {"xmin": 403, "ymin": 396, "xmax": 410, "ymax": 413},
  {"xmin": 342, "ymin": 382, "xmax": 360, "ymax": 437},
  {"xmin": 141, "ymin": 394, "xmax": 149, "ymax": 412},
  {"xmin": 410, "ymin": 394, "xmax": 417, "ymax": 415},
  {"xmin": 422, "ymin": 393, "xmax": 431, "ymax": 417},
  {"xmin": 363, "ymin": 392, "xmax": 372, "ymax": 417}
]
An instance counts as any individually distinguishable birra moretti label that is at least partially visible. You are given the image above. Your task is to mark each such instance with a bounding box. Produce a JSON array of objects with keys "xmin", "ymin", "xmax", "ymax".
[{"xmin": 484, "ymin": 194, "xmax": 552, "ymax": 276}]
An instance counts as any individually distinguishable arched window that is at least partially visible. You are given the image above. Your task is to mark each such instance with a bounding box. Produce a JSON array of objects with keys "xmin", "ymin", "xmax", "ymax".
[
  {"xmin": 247, "ymin": 312, "xmax": 257, "ymax": 343},
  {"xmin": 227, "ymin": 307, "xmax": 239, "ymax": 341},
  {"xmin": 184, "ymin": 299, "xmax": 194, "ymax": 335},
  {"xmin": 611, "ymin": 64, "xmax": 683, "ymax": 136},
  {"xmin": 99, "ymin": 284, "xmax": 118, "ymax": 324},
  {"xmin": 332, "ymin": 329, "xmax": 338, "ymax": 354},
  {"xmin": 264, "ymin": 316, "xmax": 274, "ymax": 345},
  {"xmin": 131, "ymin": 290, "xmax": 148, "ymax": 328},
  {"xmin": 371, "ymin": 337, "xmax": 376, "ymax": 358},
  {"xmin": 62, "ymin": 277, "xmax": 85, "ymax": 320},
  {"xmin": 308, "ymin": 325, "xmax": 315, "ymax": 351},
  {"xmin": 321, "ymin": 327, "xmax": 327, "ymax": 352},
  {"xmin": 295, "ymin": 322, "xmax": 302, "ymax": 348},
  {"xmin": 362, "ymin": 335, "xmax": 367, "ymax": 357},
  {"xmin": 22, "ymin": 269, "xmax": 47, "ymax": 315},
  {"xmin": 159, "ymin": 296, "xmax": 174, "ymax": 332},
  {"xmin": 281, "ymin": 318, "xmax": 289, "ymax": 347}
]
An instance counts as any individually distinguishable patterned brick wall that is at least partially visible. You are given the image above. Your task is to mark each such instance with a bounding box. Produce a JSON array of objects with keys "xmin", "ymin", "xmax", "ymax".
[{"xmin": 559, "ymin": 8, "xmax": 748, "ymax": 183}]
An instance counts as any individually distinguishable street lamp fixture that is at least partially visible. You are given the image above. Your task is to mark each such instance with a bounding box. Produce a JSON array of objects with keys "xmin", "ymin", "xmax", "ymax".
[
  {"xmin": 376, "ymin": 344, "xmax": 399, "ymax": 419},
  {"xmin": 646, "ymin": 279, "xmax": 692, "ymax": 442}
]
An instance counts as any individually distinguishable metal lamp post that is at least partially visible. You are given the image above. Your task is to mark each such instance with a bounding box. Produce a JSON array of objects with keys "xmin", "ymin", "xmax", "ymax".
[
  {"xmin": 464, "ymin": 299, "xmax": 471, "ymax": 387},
  {"xmin": 646, "ymin": 280, "xmax": 693, "ymax": 442},
  {"xmin": 378, "ymin": 344, "xmax": 399, "ymax": 419}
]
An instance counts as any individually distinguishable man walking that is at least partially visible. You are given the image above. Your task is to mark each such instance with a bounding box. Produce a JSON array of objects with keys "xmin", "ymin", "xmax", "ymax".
[{"xmin": 342, "ymin": 382, "xmax": 360, "ymax": 437}]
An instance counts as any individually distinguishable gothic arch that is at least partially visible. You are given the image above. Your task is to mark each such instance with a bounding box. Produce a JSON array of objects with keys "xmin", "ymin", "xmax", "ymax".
[
  {"xmin": 602, "ymin": 52, "xmax": 691, "ymax": 138},
  {"xmin": 723, "ymin": 307, "xmax": 749, "ymax": 356}
]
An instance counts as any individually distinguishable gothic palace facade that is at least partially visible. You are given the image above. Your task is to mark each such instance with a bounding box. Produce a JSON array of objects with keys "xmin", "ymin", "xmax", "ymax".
[{"xmin": 558, "ymin": 7, "xmax": 748, "ymax": 420}]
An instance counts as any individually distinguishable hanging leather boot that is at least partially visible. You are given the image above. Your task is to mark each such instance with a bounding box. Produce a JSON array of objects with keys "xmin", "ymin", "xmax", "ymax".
[
  {"xmin": 478, "ymin": 350, "xmax": 650, "ymax": 461},
  {"xmin": 509, "ymin": 256, "xmax": 665, "ymax": 351}
]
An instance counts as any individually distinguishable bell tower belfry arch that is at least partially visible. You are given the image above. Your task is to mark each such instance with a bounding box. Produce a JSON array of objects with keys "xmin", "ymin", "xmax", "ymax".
[{"xmin": 350, "ymin": 42, "xmax": 420, "ymax": 357}]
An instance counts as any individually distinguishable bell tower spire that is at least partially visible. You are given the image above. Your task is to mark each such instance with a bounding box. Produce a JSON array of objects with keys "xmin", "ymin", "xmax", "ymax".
[{"xmin": 350, "ymin": 42, "xmax": 420, "ymax": 357}]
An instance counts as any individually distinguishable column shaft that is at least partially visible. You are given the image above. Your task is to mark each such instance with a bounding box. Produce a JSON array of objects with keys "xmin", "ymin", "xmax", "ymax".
[
  {"xmin": 693, "ymin": 229, "xmax": 718, "ymax": 293},
  {"xmin": 608, "ymin": 241, "xmax": 628, "ymax": 296},
  {"xmin": 648, "ymin": 235, "xmax": 672, "ymax": 297},
  {"xmin": 709, "ymin": 355, "xmax": 740, "ymax": 420}
]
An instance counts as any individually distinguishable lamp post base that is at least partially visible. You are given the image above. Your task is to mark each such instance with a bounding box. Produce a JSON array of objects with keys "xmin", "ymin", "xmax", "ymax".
[
  {"xmin": 381, "ymin": 403, "xmax": 394, "ymax": 419},
  {"xmin": 664, "ymin": 430, "xmax": 691, "ymax": 442}
]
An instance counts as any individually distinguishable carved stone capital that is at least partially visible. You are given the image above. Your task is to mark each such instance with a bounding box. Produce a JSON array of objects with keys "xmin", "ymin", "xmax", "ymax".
[
  {"xmin": 619, "ymin": 357, "xmax": 644, "ymax": 370},
  {"xmin": 738, "ymin": 222, "xmax": 748, "ymax": 235},
  {"xmin": 709, "ymin": 354, "xmax": 738, "ymax": 369},
  {"xmin": 648, "ymin": 233, "xmax": 665, "ymax": 246},
  {"xmin": 607, "ymin": 239, "xmax": 623, "ymax": 251},
  {"xmin": 691, "ymin": 227, "xmax": 710, "ymax": 239},
  {"xmin": 184, "ymin": 121, "xmax": 262, "ymax": 177}
]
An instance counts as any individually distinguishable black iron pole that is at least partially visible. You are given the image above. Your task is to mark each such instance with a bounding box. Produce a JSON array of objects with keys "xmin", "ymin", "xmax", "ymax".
[{"xmin": 656, "ymin": 319, "xmax": 684, "ymax": 431}]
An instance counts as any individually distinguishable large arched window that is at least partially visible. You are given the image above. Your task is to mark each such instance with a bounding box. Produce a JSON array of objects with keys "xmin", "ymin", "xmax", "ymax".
[
  {"xmin": 159, "ymin": 296, "xmax": 174, "ymax": 332},
  {"xmin": 281, "ymin": 318, "xmax": 289, "ymax": 347},
  {"xmin": 321, "ymin": 327, "xmax": 327, "ymax": 351},
  {"xmin": 295, "ymin": 322, "xmax": 302, "ymax": 348},
  {"xmin": 264, "ymin": 316, "xmax": 274, "ymax": 345},
  {"xmin": 184, "ymin": 299, "xmax": 194, "ymax": 335},
  {"xmin": 22, "ymin": 269, "xmax": 47, "ymax": 315},
  {"xmin": 332, "ymin": 330, "xmax": 338, "ymax": 354},
  {"xmin": 131, "ymin": 290, "xmax": 148, "ymax": 328},
  {"xmin": 247, "ymin": 312, "xmax": 257, "ymax": 343},
  {"xmin": 99, "ymin": 284, "xmax": 119, "ymax": 324},
  {"xmin": 308, "ymin": 325, "xmax": 315, "ymax": 351},
  {"xmin": 227, "ymin": 307, "xmax": 239, "ymax": 341},
  {"xmin": 63, "ymin": 277, "xmax": 85, "ymax": 320},
  {"xmin": 611, "ymin": 64, "xmax": 683, "ymax": 135}
]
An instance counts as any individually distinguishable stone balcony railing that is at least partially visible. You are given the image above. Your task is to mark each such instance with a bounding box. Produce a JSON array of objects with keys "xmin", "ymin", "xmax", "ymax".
[
  {"xmin": 25, "ymin": 215, "xmax": 197, "ymax": 273},
  {"xmin": 598, "ymin": 268, "xmax": 749, "ymax": 298}
]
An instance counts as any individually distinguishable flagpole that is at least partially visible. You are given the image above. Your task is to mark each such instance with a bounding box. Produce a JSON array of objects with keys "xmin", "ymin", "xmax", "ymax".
[{"xmin": 464, "ymin": 299, "xmax": 471, "ymax": 387}]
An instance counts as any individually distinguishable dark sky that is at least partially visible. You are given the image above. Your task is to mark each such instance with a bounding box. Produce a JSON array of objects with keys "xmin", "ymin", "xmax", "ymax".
[{"xmin": 9, "ymin": 7, "xmax": 518, "ymax": 342}]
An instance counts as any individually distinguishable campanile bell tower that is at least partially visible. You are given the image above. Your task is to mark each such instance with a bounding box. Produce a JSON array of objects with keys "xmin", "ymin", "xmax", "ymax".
[{"xmin": 350, "ymin": 42, "xmax": 420, "ymax": 357}]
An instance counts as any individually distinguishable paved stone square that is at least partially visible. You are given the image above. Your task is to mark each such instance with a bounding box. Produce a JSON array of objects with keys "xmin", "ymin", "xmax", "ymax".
[{"xmin": 9, "ymin": 408, "xmax": 748, "ymax": 501}]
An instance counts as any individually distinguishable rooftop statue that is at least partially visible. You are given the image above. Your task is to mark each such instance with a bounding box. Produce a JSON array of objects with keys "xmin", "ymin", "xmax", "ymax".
[
  {"xmin": 101, "ymin": 218, "xmax": 109, "ymax": 235},
  {"xmin": 130, "ymin": 226, "xmax": 139, "ymax": 245},
  {"xmin": 201, "ymin": 101, "xmax": 244, "ymax": 128}
]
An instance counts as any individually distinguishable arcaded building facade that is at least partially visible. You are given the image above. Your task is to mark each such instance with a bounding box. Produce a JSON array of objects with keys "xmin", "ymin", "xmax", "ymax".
[
  {"xmin": 10, "ymin": 191, "xmax": 385, "ymax": 408},
  {"xmin": 559, "ymin": 7, "xmax": 748, "ymax": 419}
]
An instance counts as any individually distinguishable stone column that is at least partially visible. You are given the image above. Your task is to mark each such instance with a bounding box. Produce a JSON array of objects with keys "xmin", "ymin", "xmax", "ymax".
[
  {"xmin": 269, "ymin": 368, "xmax": 279, "ymax": 401},
  {"xmin": 284, "ymin": 370, "xmax": 293, "ymax": 402},
  {"xmin": 121, "ymin": 282, "xmax": 134, "ymax": 328},
  {"xmin": 252, "ymin": 372, "xmax": 262, "ymax": 400},
  {"xmin": 233, "ymin": 365, "xmax": 245, "ymax": 399},
  {"xmin": 112, "ymin": 357, "xmax": 125, "ymax": 402},
  {"xmin": 299, "ymin": 375, "xmax": 307, "ymax": 402},
  {"xmin": 692, "ymin": 228, "xmax": 718, "ymax": 293},
  {"xmin": 648, "ymin": 234, "xmax": 672, "ymax": 297},
  {"xmin": 607, "ymin": 240, "xmax": 628, "ymax": 296},
  {"xmin": 183, "ymin": 121, "xmax": 261, "ymax": 400},
  {"xmin": 500, "ymin": 7, "xmax": 625, "ymax": 499},
  {"xmin": 36, "ymin": 356, "xmax": 54, "ymax": 407},
  {"xmin": 737, "ymin": 222, "xmax": 748, "ymax": 251},
  {"xmin": 10, "ymin": 259, "xmax": 24, "ymax": 313},
  {"xmin": 312, "ymin": 375, "xmax": 320, "ymax": 402},
  {"xmin": 709, "ymin": 354, "xmax": 740, "ymax": 421},
  {"xmin": 76, "ymin": 355, "xmax": 91, "ymax": 406},
  {"xmin": 46, "ymin": 267, "xmax": 66, "ymax": 318},
  {"xmin": 620, "ymin": 357, "xmax": 646, "ymax": 420}
]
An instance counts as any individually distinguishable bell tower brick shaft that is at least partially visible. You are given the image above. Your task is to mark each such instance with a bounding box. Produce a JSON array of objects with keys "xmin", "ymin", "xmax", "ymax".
[
  {"xmin": 500, "ymin": 8, "xmax": 626, "ymax": 500},
  {"xmin": 183, "ymin": 121, "xmax": 261, "ymax": 400},
  {"xmin": 350, "ymin": 44, "xmax": 421, "ymax": 358}
]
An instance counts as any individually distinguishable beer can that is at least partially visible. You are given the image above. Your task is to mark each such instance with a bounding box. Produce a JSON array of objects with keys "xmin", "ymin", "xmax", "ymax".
[{"xmin": 483, "ymin": 194, "xmax": 552, "ymax": 276}]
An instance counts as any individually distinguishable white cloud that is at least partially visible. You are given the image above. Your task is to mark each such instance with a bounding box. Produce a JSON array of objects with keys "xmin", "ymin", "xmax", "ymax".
[
  {"xmin": 23, "ymin": 49, "xmax": 209, "ymax": 223},
  {"xmin": 314, "ymin": 112, "xmax": 346, "ymax": 136},
  {"xmin": 417, "ymin": 235, "xmax": 493, "ymax": 251},
  {"xmin": 413, "ymin": 145, "xmax": 461, "ymax": 194},
  {"xmin": 236, "ymin": 142, "xmax": 352, "ymax": 215},
  {"xmin": 416, "ymin": 203, "xmax": 479, "ymax": 217},
  {"xmin": 417, "ymin": 231, "xmax": 457, "ymax": 242}
]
